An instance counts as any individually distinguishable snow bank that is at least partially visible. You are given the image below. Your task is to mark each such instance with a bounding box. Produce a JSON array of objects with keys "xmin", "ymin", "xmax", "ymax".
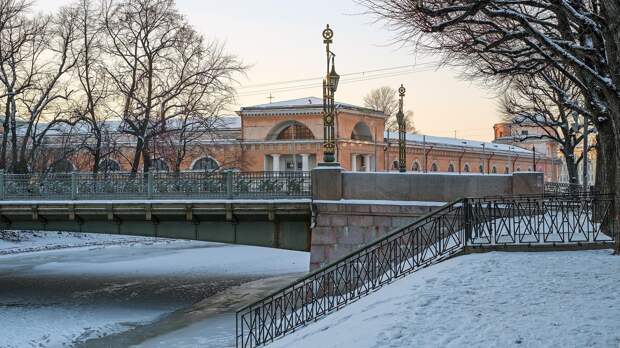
[{"xmin": 270, "ymin": 250, "xmax": 620, "ymax": 348}]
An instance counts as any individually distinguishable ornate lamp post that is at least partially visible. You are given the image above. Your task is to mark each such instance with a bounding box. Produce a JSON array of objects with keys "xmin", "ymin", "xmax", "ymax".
[
  {"xmin": 321, "ymin": 24, "xmax": 340, "ymax": 164},
  {"xmin": 397, "ymin": 84, "xmax": 406, "ymax": 172}
]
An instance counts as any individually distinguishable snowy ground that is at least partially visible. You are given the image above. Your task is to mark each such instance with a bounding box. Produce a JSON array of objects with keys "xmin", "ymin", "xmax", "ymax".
[
  {"xmin": 270, "ymin": 250, "xmax": 620, "ymax": 348},
  {"xmin": 0, "ymin": 231, "xmax": 309, "ymax": 347}
]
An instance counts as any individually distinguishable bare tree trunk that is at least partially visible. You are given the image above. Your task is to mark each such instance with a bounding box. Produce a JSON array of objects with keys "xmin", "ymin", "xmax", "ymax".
[
  {"xmin": 1, "ymin": 99, "xmax": 9, "ymax": 170},
  {"xmin": 564, "ymin": 154, "xmax": 579, "ymax": 185}
]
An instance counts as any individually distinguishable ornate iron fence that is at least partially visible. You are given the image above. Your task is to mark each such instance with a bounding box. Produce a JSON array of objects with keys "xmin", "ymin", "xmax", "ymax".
[
  {"xmin": 0, "ymin": 171, "xmax": 311, "ymax": 200},
  {"xmin": 236, "ymin": 193, "xmax": 616, "ymax": 348},
  {"xmin": 466, "ymin": 195, "xmax": 615, "ymax": 246}
]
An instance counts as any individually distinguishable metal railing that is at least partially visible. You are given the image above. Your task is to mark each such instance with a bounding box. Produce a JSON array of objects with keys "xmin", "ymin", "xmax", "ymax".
[
  {"xmin": 236, "ymin": 193, "xmax": 616, "ymax": 347},
  {"xmin": 0, "ymin": 171, "xmax": 312, "ymax": 200},
  {"xmin": 236, "ymin": 200, "xmax": 467, "ymax": 348}
]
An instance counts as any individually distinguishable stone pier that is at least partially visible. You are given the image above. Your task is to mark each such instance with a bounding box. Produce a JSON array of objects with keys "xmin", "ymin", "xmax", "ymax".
[{"xmin": 310, "ymin": 167, "xmax": 543, "ymax": 269}]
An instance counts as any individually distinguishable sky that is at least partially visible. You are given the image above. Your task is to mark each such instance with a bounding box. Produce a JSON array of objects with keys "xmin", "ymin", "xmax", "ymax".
[{"xmin": 33, "ymin": 0, "xmax": 502, "ymax": 141}]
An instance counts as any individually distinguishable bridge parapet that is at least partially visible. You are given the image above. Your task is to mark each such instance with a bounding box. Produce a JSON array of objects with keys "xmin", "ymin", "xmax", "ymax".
[
  {"xmin": 309, "ymin": 167, "xmax": 544, "ymax": 269},
  {"xmin": 0, "ymin": 171, "xmax": 311, "ymax": 200}
]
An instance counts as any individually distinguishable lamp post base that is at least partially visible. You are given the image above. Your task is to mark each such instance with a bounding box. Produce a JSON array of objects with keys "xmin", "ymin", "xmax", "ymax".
[{"xmin": 322, "ymin": 153, "xmax": 336, "ymax": 164}]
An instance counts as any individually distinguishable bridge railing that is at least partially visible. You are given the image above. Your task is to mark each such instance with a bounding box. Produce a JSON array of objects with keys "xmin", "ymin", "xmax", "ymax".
[
  {"xmin": 0, "ymin": 171, "xmax": 311, "ymax": 200},
  {"xmin": 236, "ymin": 193, "xmax": 617, "ymax": 348}
]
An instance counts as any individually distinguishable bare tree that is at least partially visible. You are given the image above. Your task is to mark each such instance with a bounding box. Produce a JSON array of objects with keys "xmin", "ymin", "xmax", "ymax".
[
  {"xmin": 70, "ymin": 0, "xmax": 116, "ymax": 173},
  {"xmin": 501, "ymin": 69, "xmax": 594, "ymax": 184},
  {"xmin": 364, "ymin": 86, "xmax": 417, "ymax": 133},
  {"xmin": 358, "ymin": 0, "xmax": 620, "ymax": 253},
  {"xmin": 102, "ymin": 0, "xmax": 244, "ymax": 173},
  {"xmin": 0, "ymin": 3, "xmax": 80, "ymax": 173}
]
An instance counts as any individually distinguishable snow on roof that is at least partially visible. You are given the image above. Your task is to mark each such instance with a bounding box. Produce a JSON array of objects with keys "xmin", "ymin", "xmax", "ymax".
[
  {"xmin": 385, "ymin": 131, "xmax": 533, "ymax": 155},
  {"xmin": 241, "ymin": 97, "xmax": 383, "ymax": 116},
  {"xmin": 216, "ymin": 115, "xmax": 241, "ymax": 129}
]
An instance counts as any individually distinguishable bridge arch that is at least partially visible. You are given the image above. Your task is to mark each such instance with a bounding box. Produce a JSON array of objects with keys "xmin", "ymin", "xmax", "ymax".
[
  {"xmin": 266, "ymin": 120, "xmax": 315, "ymax": 141},
  {"xmin": 351, "ymin": 122, "xmax": 373, "ymax": 142}
]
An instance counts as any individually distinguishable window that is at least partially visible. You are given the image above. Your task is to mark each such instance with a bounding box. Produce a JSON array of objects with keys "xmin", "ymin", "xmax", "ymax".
[
  {"xmin": 351, "ymin": 122, "xmax": 373, "ymax": 142},
  {"xmin": 448, "ymin": 163, "xmax": 455, "ymax": 172},
  {"xmin": 99, "ymin": 158, "xmax": 121, "ymax": 172},
  {"xmin": 492, "ymin": 166, "xmax": 497, "ymax": 174},
  {"xmin": 516, "ymin": 167, "xmax": 521, "ymax": 172},
  {"xmin": 192, "ymin": 157, "xmax": 219, "ymax": 171},
  {"xmin": 505, "ymin": 166, "xmax": 510, "ymax": 174},
  {"xmin": 392, "ymin": 160, "xmax": 399, "ymax": 170},
  {"xmin": 412, "ymin": 161, "xmax": 420, "ymax": 172},
  {"xmin": 51, "ymin": 159, "xmax": 74, "ymax": 173},
  {"xmin": 151, "ymin": 158, "xmax": 169, "ymax": 172},
  {"xmin": 276, "ymin": 124, "xmax": 314, "ymax": 140},
  {"xmin": 431, "ymin": 163, "xmax": 439, "ymax": 172},
  {"xmin": 479, "ymin": 164, "xmax": 484, "ymax": 173},
  {"xmin": 464, "ymin": 164, "xmax": 470, "ymax": 173},
  {"xmin": 521, "ymin": 130, "xmax": 529, "ymax": 136}
]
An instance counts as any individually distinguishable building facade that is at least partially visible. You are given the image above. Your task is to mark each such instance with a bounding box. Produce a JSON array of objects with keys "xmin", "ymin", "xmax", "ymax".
[{"xmin": 49, "ymin": 97, "xmax": 560, "ymax": 181}]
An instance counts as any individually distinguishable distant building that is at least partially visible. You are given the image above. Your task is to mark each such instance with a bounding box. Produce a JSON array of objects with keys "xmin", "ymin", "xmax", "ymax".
[
  {"xmin": 12, "ymin": 97, "xmax": 561, "ymax": 181},
  {"xmin": 493, "ymin": 121, "xmax": 592, "ymax": 184}
]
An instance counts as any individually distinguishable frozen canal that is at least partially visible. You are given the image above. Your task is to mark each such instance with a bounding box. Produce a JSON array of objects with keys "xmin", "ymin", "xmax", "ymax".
[{"xmin": 0, "ymin": 232, "xmax": 309, "ymax": 347}]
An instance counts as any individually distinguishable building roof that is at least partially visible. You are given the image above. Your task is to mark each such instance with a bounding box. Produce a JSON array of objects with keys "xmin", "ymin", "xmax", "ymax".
[
  {"xmin": 238, "ymin": 97, "xmax": 386, "ymax": 118},
  {"xmin": 385, "ymin": 131, "xmax": 535, "ymax": 156}
]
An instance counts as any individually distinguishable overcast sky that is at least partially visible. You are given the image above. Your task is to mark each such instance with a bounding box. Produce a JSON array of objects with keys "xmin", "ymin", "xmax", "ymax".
[{"xmin": 33, "ymin": 0, "xmax": 501, "ymax": 140}]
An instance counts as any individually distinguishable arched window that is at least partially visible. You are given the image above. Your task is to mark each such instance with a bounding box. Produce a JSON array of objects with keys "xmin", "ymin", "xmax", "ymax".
[
  {"xmin": 351, "ymin": 122, "xmax": 373, "ymax": 142},
  {"xmin": 448, "ymin": 163, "xmax": 455, "ymax": 172},
  {"xmin": 463, "ymin": 164, "xmax": 470, "ymax": 173},
  {"xmin": 392, "ymin": 160, "xmax": 399, "ymax": 170},
  {"xmin": 492, "ymin": 166, "xmax": 497, "ymax": 174},
  {"xmin": 431, "ymin": 162, "xmax": 439, "ymax": 172},
  {"xmin": 152, "ymin": 158, "xmax": 169, "ymax": 172},
  {"xmin": 99, "ymin": 158, "xmax": 121, "ymax": 172},
  {"xmin": 412, "ymin": 161, "xmax": 420, "ymax": 172},
  {"xmin": 276, "ymin": 123, "xmax": 314, "ymax": 140},
  {"xmin": 51, "ymin": 159, "xmax": 75, "ymax": 173},
  {"xmin": 192, "ymin": 156, "xmax": 219, "ymax": 171},
  {"xmin": 504, "ymin": 166, "xmax": 510, "ymax": 174},
  {"xmin": 479, "ymin": 164, "xmax": 484, "ymax": 173}
]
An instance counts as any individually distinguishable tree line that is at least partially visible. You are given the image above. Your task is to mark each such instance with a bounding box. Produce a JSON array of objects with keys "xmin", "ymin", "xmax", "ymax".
[{"xmin": 0, "ymin": 0, "xmax": 244, "ymax": 174}]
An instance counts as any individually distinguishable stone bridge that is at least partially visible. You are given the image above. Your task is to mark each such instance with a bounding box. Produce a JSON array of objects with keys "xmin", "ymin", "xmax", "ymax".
[{"xmin": 0, "ymin": 169, "xmax": 543, "ymax": 268}]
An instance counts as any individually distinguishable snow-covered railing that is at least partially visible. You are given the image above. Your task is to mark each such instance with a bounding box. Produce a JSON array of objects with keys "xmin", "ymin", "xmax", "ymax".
[
  {"xmin": 236, "ymin": 193, "xmax": 617, "ymax": 348},
  {"xmin": 466, "ymin": 194, "xmax": 615, "ymax": 246},
  {"xmin": 544, "ymin": 182, "xmax": 594, "ymax": 195},
  {"xmin": 236, "ymin": 199, "xmax": 467, "ymax": 348},
  {"xmin": 0, "ymin": 171, "xmax": 312, "ymax": 200}
]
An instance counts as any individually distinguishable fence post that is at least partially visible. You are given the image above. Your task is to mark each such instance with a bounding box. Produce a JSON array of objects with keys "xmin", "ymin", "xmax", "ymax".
[
  {"xmin": 147, "ymin": 171, "xmax": 154, "ymax": 199},
  {"xmin": 71, "ymin": 172, "xmax": 77, "ymax": 200},
  {"xmin": 226, "ymin": 171, "xmax": 234, "ymax": 199},
  {"xmin": 0, "ymin": 170, "xmax": 4, "ymax": 200},
  {"xmin": 463, "ymin": 198, "xmax": 472, "ymax": 246}
]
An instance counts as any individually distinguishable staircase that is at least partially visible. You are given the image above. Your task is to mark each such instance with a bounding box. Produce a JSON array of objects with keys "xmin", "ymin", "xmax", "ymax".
[{"xmin": 236, "ymin": 193, "xmax": 616, "ymax": 348}]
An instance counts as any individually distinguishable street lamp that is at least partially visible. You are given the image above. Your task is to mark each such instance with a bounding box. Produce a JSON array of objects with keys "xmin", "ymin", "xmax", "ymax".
[
  {"xmin": 321, "ymin": 24, "xmax": 339, "ymax": 164},
  {"xmin": 397, "ymin": 84, "xmax": 406, "ymax": 173}
]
